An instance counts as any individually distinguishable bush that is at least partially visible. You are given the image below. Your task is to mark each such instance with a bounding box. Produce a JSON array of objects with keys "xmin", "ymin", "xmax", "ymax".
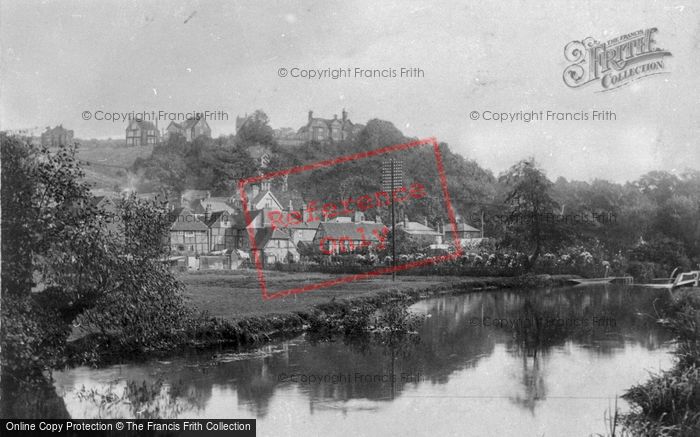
[{"xmin": 627, "ymin": 261, "xmax": 665, "ymax": 283}]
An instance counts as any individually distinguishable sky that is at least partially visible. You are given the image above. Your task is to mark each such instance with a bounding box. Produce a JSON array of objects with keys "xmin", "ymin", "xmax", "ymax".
[{"xmin": 1, "ymin": 0, "xmax": 699, "ymax": 183}]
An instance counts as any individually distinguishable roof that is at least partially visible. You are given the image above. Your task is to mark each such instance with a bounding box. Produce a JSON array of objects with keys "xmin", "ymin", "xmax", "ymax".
[
  {"xmin": 227, "ymin": 210, "xmax": 261, "ymax": 229},
  {"xmin": 447, "ymin": 223, "xmax": 481, "ymax": 233},
  {"xmin": 398, "ymin": 221, "xmax": 441, "ymax": 236},
  {"xmin": 253, "ymin": 227, "xmax": 291, "ymax": 248},
  {"xmin": 204, "ymin": 211, "xmax": 232, "ymax": 227},
  {"xmin": 43, "ymin": 125, "xmax": 73, "ymax": 135},
  {"xmin": 248, "ymin": 190, "xmax": 283, "ymax": 210},
  {"xmin": 317, "ymin": 222, "xmax": 388, "ymax": 241},
  {"xmin": 289, "ymin": 220, "xmax": 321, "ymax": 230},
  {"xmin": 298, "ymin": 115, "xmax": 356, "ymax": 134},
  {"xmin": 168, "ymin": 207, "xmax": 208, "ymax": 231},
  {"xmin": 192, "ymin": 198, "xmax": 237, "ymax": 215},
  {"xmin": 167, "ymin": 117, "xmax": 208, "ymax": 132},
  {"xmin": 127, "ymin": 119, "xmax": 157, "ymax": 131},
  {"xmin": 181, "ymin": 190, "xmax": 210, "ymax": 202}
]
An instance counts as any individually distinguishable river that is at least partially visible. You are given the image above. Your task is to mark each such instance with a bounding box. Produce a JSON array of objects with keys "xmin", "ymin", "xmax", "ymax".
[{"xmin": 52, "ymin": 286, "xmax": 675, "ymax": 436}]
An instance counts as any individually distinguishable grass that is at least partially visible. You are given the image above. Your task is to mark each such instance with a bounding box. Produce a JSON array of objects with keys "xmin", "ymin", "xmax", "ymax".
[
  {"xmin": 180, "ymin": 269, "xmax": 468, "ymax": 319},
  {"xmin": 620, "ymin": 288, "xmax": 700, "ymax": 436},
  {"xmin": 72, "ymin": 142, "xmax": 153, "ymax": 190}
]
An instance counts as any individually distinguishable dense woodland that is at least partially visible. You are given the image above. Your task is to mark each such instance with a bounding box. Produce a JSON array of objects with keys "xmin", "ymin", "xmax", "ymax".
[{"xmin": 132, "ymin": 110, "xmax": 700, "ymax": 278}]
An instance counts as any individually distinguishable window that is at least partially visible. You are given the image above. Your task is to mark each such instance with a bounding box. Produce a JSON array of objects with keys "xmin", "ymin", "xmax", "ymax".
[{"xmin": 184, "ymin": 231, "xmax": 195, "ymax": 238}]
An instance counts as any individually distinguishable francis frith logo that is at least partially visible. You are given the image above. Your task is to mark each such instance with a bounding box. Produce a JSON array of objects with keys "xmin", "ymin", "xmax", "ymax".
[{"xmin": 563, "ymin": 28, "xmax": 672, "ymax": 91}]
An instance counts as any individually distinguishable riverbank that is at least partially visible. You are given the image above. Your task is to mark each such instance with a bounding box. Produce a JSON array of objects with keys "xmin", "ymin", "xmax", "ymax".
[
  {"xmin": 621, "ymin": 287, "xmax": 700, "ymax": 435},
  {"xmin": 68, "ymin": 271, "xmax": 576, "ymax": 365},
  {"xmin": 183, "ymin": 271, "xmax": 579, "ymax": 345}
]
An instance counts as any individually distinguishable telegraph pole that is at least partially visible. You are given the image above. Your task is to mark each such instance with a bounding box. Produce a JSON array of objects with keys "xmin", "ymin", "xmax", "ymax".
[{"xmin": 382, "ymin": 158, "xmax": 403, "ymax": 281}]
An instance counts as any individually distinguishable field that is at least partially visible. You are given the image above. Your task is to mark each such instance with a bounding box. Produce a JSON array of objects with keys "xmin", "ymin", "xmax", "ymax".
[
  {"xmin": 180, "ymin": 269, "xmax": 468, "ymax": 319},
  {"xmin": 74, "ymin": 141, "xmax": 153, "ymax": 190}
]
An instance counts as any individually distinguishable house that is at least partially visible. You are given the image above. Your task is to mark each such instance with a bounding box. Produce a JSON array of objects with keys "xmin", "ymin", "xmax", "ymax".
[
  {"xmin": 272, "ymin": 109, "xmax": 364, "ymax": 146},
  {"xmin": 247, "ymin": 144, "xmax": 272, "ymax": 168},
  {"xmin": 180, "ymin": 190, "xmax": 211, "ymax": 208},
  {"xmin": 288, "ymin": 220, "xmax": 321, "ymax": 247},
  {"xmin": 444, "ymin": 223, "xmax": 482, "ymax": 241},
  {"xmin": 41, "ymin": 125, "xmax": 74, "ymax": 146},
  {"xmin": 167, "ymin": 207, "xmax": 209, "ymax": 255},
  {"xmin": 298, "ymin": 109, "xmax": 362, "ymax": 143},
  {"xmin": 204, "ymin": 211, "xmax": 239, "ymax": 252},
  {"xmin": 246, "ymin": 186, "xmax": 284, "ymax": 211},
  {"xmin": 126, "ymin": 119, "xmax": 159, "ymax": 146},
  {"xmin": 251, "ymin": 228, "xmax": 299, "ymax": 265},
  {"xmin": 314, "ymin": 221, "xmax": 389, "ymax": 254},
  {"xmin": 397, "ymin": 216, "xmax": 443, "ymax": 245},
  {"xmin": 165, "ymin": 117, "xmax": 211, "ymax": 141},
  {"xmin": 191, "ymin": 197, "xmax": 238, "ymax": 217}
]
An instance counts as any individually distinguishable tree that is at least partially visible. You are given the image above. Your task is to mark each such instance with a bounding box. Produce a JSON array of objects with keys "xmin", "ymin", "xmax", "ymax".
[
  {"xmin": 1, "ymin": 135, "xmax": 190, "ymax": 397},
  {"xmin": 235, "ymin": 110, "xmax": 275, "ymax": 146},
  {"xmin": 498, "ymin": 159, "xmax": 560, "ymax": 270}
]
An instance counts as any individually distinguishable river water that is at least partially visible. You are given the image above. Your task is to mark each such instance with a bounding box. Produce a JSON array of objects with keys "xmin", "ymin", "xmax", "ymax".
[{"xmin": 53, "ymin": 286, "xmax": 675, "ymax": 436}]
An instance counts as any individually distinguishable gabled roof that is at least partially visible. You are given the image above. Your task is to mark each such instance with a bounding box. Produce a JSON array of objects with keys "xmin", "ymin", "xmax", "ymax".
[
  {"xmin": 317, "ymin": 222, "xmax": 387, "ymax": 241},
  {"xmin": 168, "ymin": 207, "xmax": 208, "ymax": 231},
  {"xmin": 127, "ymin": 119, "xmax": 157, "ymax": 131},
  {"xmin": 204, "ymin": 211, "xmax": 234, "ymax": 227},
  {"xmin": 253, "ymin": 227, "xmax": 291, "ymax": 248},
  {"xmin": 249, "ymin": 190, "xmax": 282, "ymax": 210},
  {"xmin": 181, "ymin": 117, "xmax": 204, "ymax": 130}
]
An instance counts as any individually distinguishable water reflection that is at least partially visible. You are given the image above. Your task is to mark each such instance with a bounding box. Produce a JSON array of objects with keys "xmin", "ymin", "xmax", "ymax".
[{"xmin": 53, "ymin": 286, "xmax": 675, "ymax": 435}]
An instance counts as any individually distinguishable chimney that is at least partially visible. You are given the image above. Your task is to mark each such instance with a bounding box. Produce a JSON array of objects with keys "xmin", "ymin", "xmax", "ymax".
[
  {"xmin": 333, "ymin": 114, "xmax": 338, "ymax": 120},
  {"xmin": 375, "ymin": 215, "xmax": 381, "ymax": 224},
  {"xmin": 288, "ymin": 199, "xmax": 293, "ymax": 211},
  {"xmin": 404, "ymin": 215, "xmax": 408, "ymax": 227},
  {"xmin": 250, "ymin": 184, "xmax": 260, "ymax": 204},
  {"xmin": 342, "ymin": 108, "xmax": 347, "ymax": 123},
  {"xmin": 308, "ymin": 110, "xmax": 313, "ymax": 123},
  {"xmin": 424, "ymin": 217, "xmax": 428, "ymax": 227},
  {"xmin": 206, "ymin": 190, "xmax": 211, "ymax": 199}
]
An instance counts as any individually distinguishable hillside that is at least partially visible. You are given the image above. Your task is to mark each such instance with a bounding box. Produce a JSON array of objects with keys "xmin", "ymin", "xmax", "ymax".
[{"xmin": 73, "ymin": 140, "xmax": 153, "ymax": 191}]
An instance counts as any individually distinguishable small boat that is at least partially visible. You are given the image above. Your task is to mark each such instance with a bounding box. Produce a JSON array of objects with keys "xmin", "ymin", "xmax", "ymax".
[
  {"xmin": 566, "ymin": 277, "xmax": 614, "ymax": 285},
  {"xmin": 566, "ymin": 265, "xmax": 633, "ymax": 286}
]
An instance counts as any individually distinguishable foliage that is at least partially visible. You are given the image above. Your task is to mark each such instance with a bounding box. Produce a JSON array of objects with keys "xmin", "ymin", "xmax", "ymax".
[
  {"xmin": 622, "ymin": 291, "xmax": 700, "ymax": 435},
  {"xmin": 0, "ymin": 135, "xmax": 192, "ymax": 386},
  {"xmin": 133, "ymin": 134, "xmax": 257, "ymax": 196},
  {"xmin": 498, "ymin": 158, "xmax": 562, "ymax": 270}
]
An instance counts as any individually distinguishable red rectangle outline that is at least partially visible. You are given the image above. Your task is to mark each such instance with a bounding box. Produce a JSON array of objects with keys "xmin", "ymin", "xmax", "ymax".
[{"xmin": 237, "ymin": 137, "xmax": 464, "ymax": 300}]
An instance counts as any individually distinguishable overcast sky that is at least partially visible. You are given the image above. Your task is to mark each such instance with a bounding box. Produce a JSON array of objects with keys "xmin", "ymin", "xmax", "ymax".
[{"xmin": 2, "ymin": 0, "xmax": 698, "ymax": 183}]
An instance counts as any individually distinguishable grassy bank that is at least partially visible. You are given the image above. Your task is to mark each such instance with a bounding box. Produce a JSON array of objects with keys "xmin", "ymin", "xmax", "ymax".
[
  {"xmin": 621, "ymin": 288, "xmax": 700, "ymax": 436},
  {"xmin": 69, "ymin": 270, "xmax": 574, "ymax": 364},
  {"xmin": 179, "ymin": 271, "xmax": 575, "ymax": 348}
]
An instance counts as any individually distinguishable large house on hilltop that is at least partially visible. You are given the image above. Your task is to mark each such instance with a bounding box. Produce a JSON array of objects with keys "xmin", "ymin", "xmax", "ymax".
[
  {"xmin": 273, "ymin": 109, "xmax": 364, "ymax": 146},
  {"xmin": 165, "ymin": 117, "xmax": 211, "ymax": 142},
  {"xmin": 126, "ymin": 119, "xmax": 159, "ymax": 146},
  {"xmin": 41, "ymin": 125, "xmax": 74, "ymax": 146}
]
